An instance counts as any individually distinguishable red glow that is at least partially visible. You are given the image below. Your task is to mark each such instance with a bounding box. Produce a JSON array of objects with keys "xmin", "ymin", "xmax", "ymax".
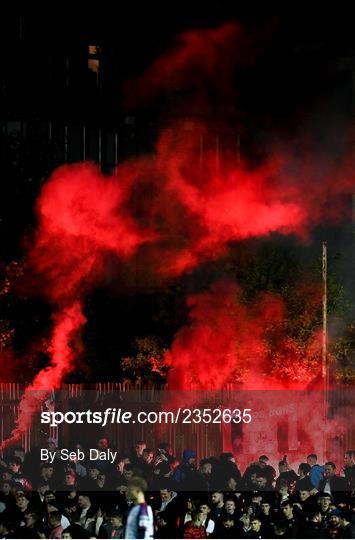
[
  {"xmin": 123, "ymin": 23, "xmax": 242, "ymax": 108},
  {"xmin": 4, "ymin": 120, "xmax": 352, "ymax": 444},
  {"xmin": 29, "ymin": 123, "xmax": 354, "ymax": 289},
  {"xmin": 2, "ymin": 22, "xmax": 355, "ymax": 446},
  {"xmin": 1, "ymin": 302, "xmax": 85, "ymax": 448},
  {"xmin": 30, "ymin": 163, "xmax": 155, "ymax": 303},
  {"xmin": 165, "ymin": 280, "xmax": 322, "ymax": 391}
]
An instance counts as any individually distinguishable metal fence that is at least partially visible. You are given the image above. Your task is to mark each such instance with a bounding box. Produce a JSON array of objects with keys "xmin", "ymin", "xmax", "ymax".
[
  {"xmin": 0, "ymin": 383, "xmax": 224, "ymax": 460},
  {"xmin": 0, "ymin": 383, "xmax": 354, "ymax": 467}
]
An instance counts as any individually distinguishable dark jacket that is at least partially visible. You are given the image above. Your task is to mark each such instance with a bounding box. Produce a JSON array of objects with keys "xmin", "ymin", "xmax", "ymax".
[{"xmin": 174, "ymin": 450, "xmax": 196, "ymax": 484}]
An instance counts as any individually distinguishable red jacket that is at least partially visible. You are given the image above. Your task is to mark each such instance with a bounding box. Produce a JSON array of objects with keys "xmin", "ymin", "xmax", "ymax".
[{"xmin": 183, "ymin": 521, "xmax": 207, "ymax": 539}]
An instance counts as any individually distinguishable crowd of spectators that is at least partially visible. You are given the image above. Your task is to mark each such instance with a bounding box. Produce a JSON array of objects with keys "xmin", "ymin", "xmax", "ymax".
[{"xmin": 1, "ymin": 437, "xmax": 355, "ymax": 538}]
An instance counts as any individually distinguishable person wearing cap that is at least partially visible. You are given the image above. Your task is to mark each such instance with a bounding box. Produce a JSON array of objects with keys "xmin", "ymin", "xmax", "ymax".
[
  {"xmin": 324, "ymin": 508, "xmax": 343, "ymax": 538},
  {"xmin": 318, "ymin": 492, "xmax": 334, "ymax": 527}
]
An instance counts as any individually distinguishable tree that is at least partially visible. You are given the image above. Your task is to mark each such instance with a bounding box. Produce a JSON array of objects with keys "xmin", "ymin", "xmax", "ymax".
[
  {"xmin": 332, "ymin": 323, "xmax": 355, "ymax": 384},
  {"xmin": 121, "ymin": 336, "xmax": 168, "ymax": 384}
]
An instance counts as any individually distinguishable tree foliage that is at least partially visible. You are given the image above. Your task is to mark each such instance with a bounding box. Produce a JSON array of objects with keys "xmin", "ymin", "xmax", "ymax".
[
  {"xmin": 121, "ymin": 336, "xmax": 168, "ymax": 384},
  {"xmin": 0, "ymin": 240, "xmax": 354, "ymax": 385}
]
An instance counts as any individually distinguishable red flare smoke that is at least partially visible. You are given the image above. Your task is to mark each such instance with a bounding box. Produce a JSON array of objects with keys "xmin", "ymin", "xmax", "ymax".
[
  {"xmin": 1, "ymin": 302, "xmax": 85, "ymax": 448},
  {"xmin": 166, "ymin": 280, "xmax": 322, "ymax": 391},
  {"xmin": 123, "ymin": 22, "xmax": 242, "ymax": 108},
  {"xmin": 12, "ymin": 118, "xmax": 352, "ymax": 434},
  {"xmin": 3, "ymin": 21, "xmax": 355, "ymax": 446},
  {"xmin": 28, "ymin": 121, "xmax": 354, "ymax": 288},
  {"xmin": 30, "ymin": 163, "xmax": 155, "ymax": 303}
]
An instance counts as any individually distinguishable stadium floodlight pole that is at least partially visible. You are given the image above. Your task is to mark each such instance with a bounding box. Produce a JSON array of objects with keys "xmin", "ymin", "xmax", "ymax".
[{"xmin": 322, "ymin": 240, "xmax": 328, "ymax": 459}]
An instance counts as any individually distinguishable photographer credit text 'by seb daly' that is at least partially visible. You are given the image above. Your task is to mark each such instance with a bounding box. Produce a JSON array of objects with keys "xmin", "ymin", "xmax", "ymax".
[{"xmin": 40, "ymin": 448, "xmax": 118, "ymax": 464}]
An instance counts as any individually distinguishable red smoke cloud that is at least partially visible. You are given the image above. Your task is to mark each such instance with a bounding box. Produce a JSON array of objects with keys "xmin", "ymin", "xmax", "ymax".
[
  {"xmin": 6, "ymin": 119, "xmax": 354, "ymax": 445},
  {"xmin": 30, "ymin": 129, "xmax": 303, "ymax": 289},
  {"xmin": 2, "ymin": 303, "xmax": 85, "ymax": 448},
  {"xmin": 4, "ymin": 124, "xmax": 352, "ymax": 448},
  {"xmin": 123, "ymin": 21, "xmax": 276, "ymax": 114},
  {"xmin": 2, "ymin": 21, "xmax": 355, "ymax": 446},
  {"xmin": 165, "ymin": 280, "xmax": 322, "ymax": 391},
  {"xmin": 29, "ymin": 122, "xmax": 354, "ymax": 287},
  {"xmin": 30, "ymin": 163, "xmax": 155, "ymax": 303},
  {"xmin": 123, "ymin": 22, "xmax": 241, "ymax": 109},
  {"xmin": 227, "ymin": 390, "xmax": 352, "ymax": 470}
]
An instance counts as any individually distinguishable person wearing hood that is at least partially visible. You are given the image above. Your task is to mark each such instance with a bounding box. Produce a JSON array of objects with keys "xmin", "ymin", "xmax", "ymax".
[
  {"xmin": 218, "ymin": 453, "xmax": 242, "ymax": 488},
  {"xmin": 173, "ymin": 449, "xmax": 196, "ymax": 485}
]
